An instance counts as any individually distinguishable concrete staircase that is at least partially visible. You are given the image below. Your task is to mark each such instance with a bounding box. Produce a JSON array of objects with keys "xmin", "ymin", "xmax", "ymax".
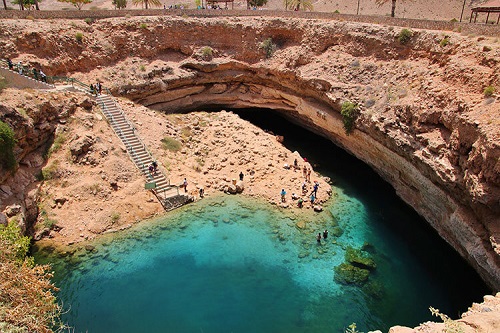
[
  {"xmin": 95, "ymin": 94, "xmax": 191, "ymax": 211},
  {"xmin": 1, "ymin": 60, "xmax": 191, "ymax": 211}
]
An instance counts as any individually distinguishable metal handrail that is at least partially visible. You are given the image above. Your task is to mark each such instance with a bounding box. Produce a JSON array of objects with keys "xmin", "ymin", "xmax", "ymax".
[{"xmin": 1, "ymin": 58, "xmax": 181, "ymax": 207}]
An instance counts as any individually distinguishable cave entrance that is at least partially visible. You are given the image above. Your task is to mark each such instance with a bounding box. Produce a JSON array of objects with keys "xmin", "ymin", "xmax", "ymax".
[{"xmin": 191, "ymin": 106, "xmax": 491, "ymax": 309}]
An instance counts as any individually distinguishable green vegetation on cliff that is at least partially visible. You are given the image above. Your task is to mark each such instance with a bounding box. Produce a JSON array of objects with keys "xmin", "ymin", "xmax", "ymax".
[
  {"xmin": 340, "ymin": 101, "xmax": 360, "ymax": 135},
  {"xmin": 0, "ymin": 120, "xmax": 17, "ymax": 171},
  {"xmin": 0, "ymin": 222, "xmax": 63, "ymax": 333}
]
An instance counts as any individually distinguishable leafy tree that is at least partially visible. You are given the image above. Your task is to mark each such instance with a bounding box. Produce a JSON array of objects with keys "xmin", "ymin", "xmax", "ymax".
[
  {"xmin": 375, "ymin": 0, "xmax": 412, "ymax": 18},
  {"xmin": 287, "ymin": 0, "xmax": 313, "ymax": 11},
  {"xmin": 131, "ymin": 0, "xmax": 161, "ymax": 9},
  {"xmin": 340, "ymin": 101, "xmax": 360, "ymax": 135},
  {"xmin": 0, "ymin": 120, "xmax": 17, "ymax": 171},
  {"xmin": 11, "ymin": 0, "xmax": 41, "ymax": 9},
  {"xmin": 57, "ymin": 0, "xmax": 92, "ymax": 10},
  {"xmin": 247, "ymin": 0, "xmax": 267, "ymax": 8},
  {"xmin": 113, "ymin": 0, "xmax": 127, "ymax": 9}
]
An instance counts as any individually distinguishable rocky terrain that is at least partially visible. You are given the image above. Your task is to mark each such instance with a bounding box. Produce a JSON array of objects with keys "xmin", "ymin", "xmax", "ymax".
[
  {"xmin": 0, "ymin": 85, "xmax": 331, "ymax": 244},
  {"xmin": 0, "ymin": 13, "xmax": 499, "ymax": 332}
]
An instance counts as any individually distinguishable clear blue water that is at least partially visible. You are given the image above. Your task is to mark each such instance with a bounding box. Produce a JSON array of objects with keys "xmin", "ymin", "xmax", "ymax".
[{"xmin": 34, "ymin": 110, "xmax": 489, "ymax": 333}]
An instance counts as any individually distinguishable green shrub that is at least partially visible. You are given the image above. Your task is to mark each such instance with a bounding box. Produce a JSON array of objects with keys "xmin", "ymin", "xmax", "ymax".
[
  {"xmin": 340, "ymin": 101, "xmax": 360, "ymax": 135},
  {"xmin": 201, "ymin": 46, "xmax": 213, "ymax": 61},
  {"xmin": 333, "ymin": 9, "xmax": 340, "ymax": 14},
  {"xmin": 161, "ymin": 136, "xmax": 182, "ymax": 152},
  {"xmin": 0, "ymin": 120, "xmax": 17, "ymax": 171},
  {"xmin": 84, "ymin": 17, "xmax": 94, "ymax": 24},
  {"xmin": 345, "ymin": 323, "xmax": 361, "ymax": 333},
  {"xmin": 260, "ymin": 38, "xmax": 277, "ymax": 59},
  {"xmin": 111, "ymin": 212, "xmax": 120, "ymax": 224},
  {"xmin": 440, "ymin": 36, "xmax": 450, "ymax": 47},
  {"xmin": 0, "ymin": 222, "xmax": 31, "ymax": 263},
  {"xmin": 47, "ymin": 133, "xmax": 67, "ymax": 158},
  {"xmin": 484, "ymin": 85, "xmax": 495, "ymax": 97},
  {"xmin": 140, "ymin": 23, "xmax": 148, "ymax": 29},
  {"xmin": 75, "ymin": 32, "xmax": 84, "ymax": 43},
  {"xmin": 139, "ymin": 65, "xmax": 146, "ymax": 71},
  {"xmin": 41, "ymin": 160, "xmax": 60, "ymax": 180},
  {"xmin": 398, "ymin": 28, "xmax": 413, "ymax": 44},
  {"xmin": 0, "ymin": 222, "xmax": 63, "ymax": 332},
  {"xmin": 450, "ymin": 18, "xmax": 458, "ymax": 22},
  {"xmin": 430, "ymin": 307, "xmax": 465, "ymax": 333}
]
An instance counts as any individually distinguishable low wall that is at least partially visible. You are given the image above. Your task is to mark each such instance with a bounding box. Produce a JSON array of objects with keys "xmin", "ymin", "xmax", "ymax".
[{"xmin": 0, "ymin": 9, "xmax": 499, "ymax": 37}]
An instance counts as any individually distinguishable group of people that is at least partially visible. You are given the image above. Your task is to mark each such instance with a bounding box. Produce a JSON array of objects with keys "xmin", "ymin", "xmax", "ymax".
[
  {"xmin": 7, "ymin": 58, "xmax": 47, "ymax": 82},
  {"xmin": 89, "ymin": 82, "xmax": 102, "ymax": 96},
  {"xmin": 148, "ymin": 161, "xmax": 158, "ymax": 175},
  {"xmin": 316, "ymin": 230, "xmax": 329, "ymax": 244},
  {"xmin": 280, "ymin": 158, "xmax": 320, "ymax": 208}
]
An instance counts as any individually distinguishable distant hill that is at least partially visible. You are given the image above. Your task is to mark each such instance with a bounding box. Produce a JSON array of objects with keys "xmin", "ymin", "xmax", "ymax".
[{"xmin": 3, "ymin": 0, "xmax": 494, "ymax": 22}]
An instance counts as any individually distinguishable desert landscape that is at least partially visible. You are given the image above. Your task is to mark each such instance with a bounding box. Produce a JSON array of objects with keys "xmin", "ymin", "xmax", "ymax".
[
  {"xmin": 3, "ymin": 0, "xmax": 494, "ymax": 22},
  {"xmin": 0, "ymin": 4, "xmax": 499, "ymax": 333}
]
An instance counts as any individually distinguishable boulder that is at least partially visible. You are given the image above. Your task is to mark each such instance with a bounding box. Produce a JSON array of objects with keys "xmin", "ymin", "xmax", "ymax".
[
  {"xmin": 235, "ymin": 180, "xmax": 244, "ymax": 193},
  {"xmin": 54, "ymin": 196, "xmax": 68, "ymax": 205},
  {"xmin": 0, "ymin": 185, "xmax": 13, "ymax": 197},
  {"xmin": 313, "ymin": 205, "xmax": 323, "ymax": 212},
  {"xmin": 70, "ymin": 134, "xmax": 94, "ymax": 160},
  {"xmin": 227, "ymin": 183, "xmax": 238, "ymax": 194},
  {"xmin": 4, "ymin": 204, "xmax": 21, "ymax": 217}
]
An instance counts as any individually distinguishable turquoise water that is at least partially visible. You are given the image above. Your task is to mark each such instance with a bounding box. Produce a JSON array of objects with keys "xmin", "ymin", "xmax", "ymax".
[{"xmin": 35, "ymin": 110, "xmax": 490, "ymax": 333}]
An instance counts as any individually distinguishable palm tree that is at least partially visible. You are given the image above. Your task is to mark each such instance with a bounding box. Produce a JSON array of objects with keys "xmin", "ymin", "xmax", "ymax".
[
  {"xmin": 132, "ymin": 0, "xmax": 161, "ymax": 9},
  {"xmin": 375, "ymin": 0, "xmax": 402, "ymax": 18},
  {"xmin": 287, "ymin": 0, "xmax": 312, "ymax": 11}
]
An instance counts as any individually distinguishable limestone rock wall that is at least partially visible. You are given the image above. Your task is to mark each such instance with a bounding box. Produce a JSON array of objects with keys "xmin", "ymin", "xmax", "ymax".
[{"xmin": 0, "ymin": 16, "xmax": 498, "ymax": 289}]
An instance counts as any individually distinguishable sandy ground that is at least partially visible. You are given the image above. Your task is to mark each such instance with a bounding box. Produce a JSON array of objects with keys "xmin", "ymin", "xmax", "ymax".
[{"xmin": 11, "ymin": 0, "xmax": 485, "ymax": 22}]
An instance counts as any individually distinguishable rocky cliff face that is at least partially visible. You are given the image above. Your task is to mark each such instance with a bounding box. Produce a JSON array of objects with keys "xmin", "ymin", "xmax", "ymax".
[
  {"xmin": 0, "ymin": 16, "xmax": 499, "ymax": 289},
  {"xmin": 0, "ymin": 88, "xmax": 93, "ymax": 233}
]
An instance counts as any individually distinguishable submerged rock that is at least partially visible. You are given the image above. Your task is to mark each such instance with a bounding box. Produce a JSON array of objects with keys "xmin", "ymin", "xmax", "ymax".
[
  {"xmin": 334, "ymin": 263, "xmax": 370, "ymax": 285},
  {"xmin": 345, "ymin": 246, "xmax": 377, "ymax": 270}
]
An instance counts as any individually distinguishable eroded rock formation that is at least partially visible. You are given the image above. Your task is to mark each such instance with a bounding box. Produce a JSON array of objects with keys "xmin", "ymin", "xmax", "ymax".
[{"xmin": 0, "ymin": 15, "xmax": 499, "ymax": 291}]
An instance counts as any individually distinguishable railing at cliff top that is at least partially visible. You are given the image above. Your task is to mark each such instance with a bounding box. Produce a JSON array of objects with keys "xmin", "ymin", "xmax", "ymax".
[{"xmin": 1, "ymin": 58, "xmax": 172, "ymax": 191}]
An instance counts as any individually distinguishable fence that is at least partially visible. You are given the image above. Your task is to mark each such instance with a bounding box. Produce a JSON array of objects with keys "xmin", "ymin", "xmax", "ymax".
[{"xmin": 0, "ymin": 9, "xmax": 498, "ymax": 37}]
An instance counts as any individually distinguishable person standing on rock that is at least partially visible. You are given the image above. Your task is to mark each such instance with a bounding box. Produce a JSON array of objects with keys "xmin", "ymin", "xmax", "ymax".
[
  {"xmin": 317, "ymin": 233, "xmax": 322, "ymax": 244},
  {"xmin": 183, "ymin": 178, "xmax": 188, "ymax": 193},
  {"xmin": 39, "ymin": 70, "xmax": 47, "ymax": 82},
  {"xmin": 312, "ymin": 181, "xmax": 319, "ymax": 196},
  {"xmin": 302, "ymin": 181, "xmax": 307, "ymax": 195},
  {"xmin": 239, "ymin": 171, "xmax": 244, "ymax": 181},
  {"xmin": 302, "ymin": 165, "xmax": 307, "ymax": 179},
  {"xmin": 280, "ymin": 189, "xmax": 287, "ymax": 203},
  {"xmin": 323, "ymin": 230, "xmax": 328, "ymax": 240},
  {"xmin": 7, "ymin": 58, "xmax": 13, "ymax": 70}
]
